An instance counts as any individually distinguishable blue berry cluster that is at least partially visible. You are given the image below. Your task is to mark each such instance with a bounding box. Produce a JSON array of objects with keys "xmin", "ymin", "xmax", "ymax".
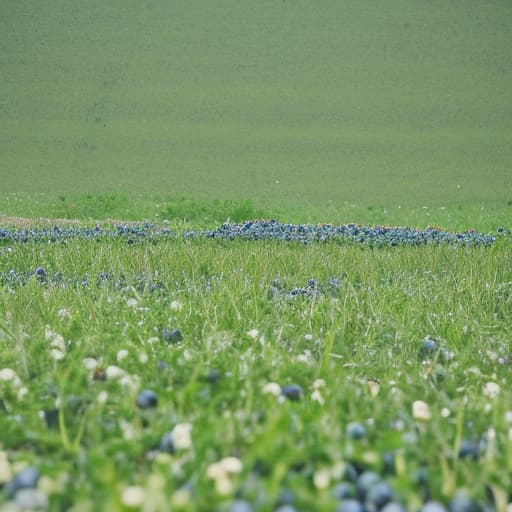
[
  {"xmin": 203, "ymin": 221, "xmax": 495, "ymax": 246},
  {"xmin": 0, "ymin": 220, "xmax": 496, "ymax": 246}
]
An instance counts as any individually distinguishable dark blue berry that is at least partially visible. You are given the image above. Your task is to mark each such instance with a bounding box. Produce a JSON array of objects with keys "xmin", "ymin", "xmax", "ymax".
[
  {"xmin": 337, "ymin": 499, "xmax": 365, "ymax": 512},
  {"xmin": 158, "ymin": 432, "xmax": 175, "ymax": 453},
  {"xmin": 162, "ymin": 328, "xmax": 183, "ymax": 343},
  {"xmin": 356, "ymin": 471, "xmax": 381, "ymax": 500},
  {"xmin": 458, "ymin": 439, "xmax": 480, "ymax": 460},
  {"xmin": 346, "ymin": 421, "xmax": 367, "ymax": 440},
  {"xmin": 231, "ymin": 499, "xmax": 253, "ymax": 512},
  {"xmin": 365, "ymin": 481, "xmax": 394, "ymax": 510},
  {"xmin": 281, "ymin": 384, "xmax": 303, "ymax": 401},
  {"xmin": 5, "ymin": 467, "xmax": 40, "ymax": 498},
  {"xmin": 449, "ymin": 491, "xmax": 478, "ymax": 512},
  {"xmin": 136, "ymin": 389, "xmax": 158, "ymax": 409},
  {"xmin": 332, "ymin": 482, "xmax": 356, "ymax": 500},
  {"xmin": 420, "ymin": 502, "xmax": 448, "ymax": 512}
]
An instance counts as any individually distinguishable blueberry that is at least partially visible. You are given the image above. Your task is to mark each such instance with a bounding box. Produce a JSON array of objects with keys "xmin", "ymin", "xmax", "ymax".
[
  {"xmin": 43, "ymin": 408, "xmax": 59, "ymax": 428},
  {"xmin": 449, "ymin": 491, "xmax": 478, "ymax": 512},
  {"xmin": 337, "ymin": 499, "xmax": 365, "ymax": 512},
  {"xmin": 281, "ymin": 384, "xmax": 303, "ymax": 401},
  {"xmin": 419, "ymin": 336, "xmax": 438, "ymax": 358},
  {"xmin": 356, "ymin": 471, "xmax": 381, "ymax": 500},
  {"xmin": 382, "ymin": 452, "xmax": 396, "ymax": 476},
  {"xmin": 458, "ymin": 439, "xmax": 480, "ymax": 460},
  {"xmin": 158, "ymin": 432, "xmax": 174, "ymax": 453},
  {"xmin": 35, "ymin": 267, "xmax": 46, "ymax": 277},
  {"xmin": 332, "ymin": 482, "xmax": 356, "ymax": 500},
  {"xmin": 346, "ymin": 421, "xmax": 366, "ymax": 440},
  {"xmin": 136, "ymin": 389, "xmax": 158, "ymax": 409},
  {"xmin": 380, "ymin": 503, "xmax": 406, "ymax": 512},
  {"xmin": 157, "ymin": 360, "xmax": 169, "ymax": 370},
  {"xmin": 162, "ymin": 328, "xmax": 183, "ymax": 343},
  {"xmin": 420, "ymin": 502, "xmax": 448, "ymax": 512},
  {"xmin": 5, "ymin": 466, "xmax": 40, "ymax": 498},
  {"xmin": 231, "ymin": 499, "xmax": 253, "ymax": 512},
  {"xmin": 365, "ymin": 481, "xmax": 394, "ymax": 511},
  {"xmin": 275, "ymin": 489, "xmax": 295, "ymax": 507}
]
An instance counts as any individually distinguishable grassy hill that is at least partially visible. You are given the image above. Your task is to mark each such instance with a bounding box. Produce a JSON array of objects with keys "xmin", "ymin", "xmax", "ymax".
[{"xmin": 1, "ymin": 0, "xmax": 511, "ymax": 225}]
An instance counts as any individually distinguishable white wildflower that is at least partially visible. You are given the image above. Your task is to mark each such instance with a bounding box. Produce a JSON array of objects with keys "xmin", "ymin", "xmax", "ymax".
[
  {"xmin": 313, "ymin": 378, "xmax": 326, "ymax": 389},
  {"xmin": 441, "ymin": 408, "xmax": 451, "ymax": 418},
  {"xmin": 483, "ymin": 382, "xmax": 500, "ymax": 399},
  {"xmin": 83, "ymin": 357, "xmax": 98, "ymax": 370},
  {"xmin": 215, "ymin": 474, "xmax": 233, "ymax": 495},
  {"xmin": 57, "ymin": 308, "xmax": 71, "ymax": 319},
  {"xmin": 50, "ymin": 349, "xmax": 65, "ymax": 361},
  {"xmin": 0, "ymin": 451, "xmax": 12, "ymax": 484},
  {"xmin": 313, "ymin": 468, "xmax": 331, "ymax": 489},
  {"xmin": 412, "ymin": 400, "xmax": 432, "ymax": 421},
  {"xmin": 121, "ymin": 486, "xmax": 145, "ymax": 507},
  {"xmin": 170, "ymin": 300, "xmax": 182, "ymax": 311},
  {"xmin": 311, "ymin": 389, "xmax": 325, "ymax": 405},
  {"xmin": 119, "ymin": 374, "xmax": 140, "ymax": 391},
  {"xmin": 505, "ymin": 411, "xmax": 512, "ymax": 424},
  {"xmin": 246, "ymin": 329, "xmax": 259, "ymax": 340},
  {"xmin": 138, "ymin": 352, "xmax": 148, "ymax": 364},
  {"xmin": 106, "ymin": 365, "xmax": 125, "ymax": 380},
  {"xmin": 97, "ymin": 391, "xmax": 108, "ymax": 405},
  {"xmin": 304, "ymin": 334, "xmax": 314, "ymax": 341},
  {"xmin": 116, "ymin": 350, "xmax": 129, "ymax": 362},
  {"xmin": 172, "ymin": 423, "xmax": 192, "ymax": 450},
  {"xmin": 262, "ymin": 382, "xmax": 281, "ymax": 397},
  {"xmin": 126, "ymin": 298, "xmax": 138, "ymax": 308},
  {"xmin": 219, "ymin": 457, "xmax": 243, "ymax": 474}
]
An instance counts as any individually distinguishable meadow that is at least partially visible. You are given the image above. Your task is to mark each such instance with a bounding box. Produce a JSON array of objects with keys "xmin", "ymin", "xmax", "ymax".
[{"xmin": 1, "ymin": 1, "xmax": 512, "ymax": 511}]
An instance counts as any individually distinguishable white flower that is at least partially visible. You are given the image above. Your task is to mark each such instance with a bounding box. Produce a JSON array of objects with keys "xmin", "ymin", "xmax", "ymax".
[
  {"xmin": 97, "ymin": 391, "xmax": 108, "ymax": 405},
  {"xmin": 0, "ymin": 368, "xmax": 20, "ymax": 386},
  {"xmin": 57, "ymin": 308, "xmax": 71, "ymax": 319},
  {"xmin": 441, "ymin": 408, "xmax": 450, "ymax": 418},
  {"xmin": 304, "ymin": 334, "xmax": 314, "ymax": 341},
  {"xmin": 214, "ymin": 474, "xmax": 233, "ymax": 495},
  {"xmin": 313, "ymin": 379, "xmax": 326, "ymax": 389},
  {"xmin": 172, "ymin": 423, "xmax": 192, "ymax": 450},
  {"xmin": 219, "ymin": 457, "xmax": 242, "ymax": 474},
  {"xmin": 106, "ymin": 365, "xmax": 126, "ymax": 380},
  {"xmin": 116, "ymin": 350, "xmax": 129, "ymax": 362},
  {"xmin": 50, "ymin": 349, "xmax": 65, "ymax": 361},
  {"xmin": 170, "ymin": 300, "xmax": 182, "ymax": 311},
  {"xmin": 126, "ymin": 298, "xmax": 138, "ymax": 308},
  {"xmin": 83, "ymin": 357, "xmax": 98, "ymax": 370},
  {"xmin": 412, "ymin": 400, "xmax": 432, "ymax": 421},
  {"xmin": 262, "ymin": 382, "xmax": 281, "ymax": 397},
  {"xmin": 138, "ymin": 352, "xmax": 148, "ymax": 364},
  {"xmin": 483, "ymin": 382, "xmax": 500, "ymax": 399},
  {"xmin": 0, "ymin": 451, "xmax": 12, "ymax": 484},
  {"xmin": 311, "ymin": 389, "xmax": 325, "ymax": 405},
  {"xmin": 247, "ymin": 329, "xmax": 259, "ymax": 339},
  {"xmin": 313, "ymin": 468, "xmax": 331, "ymax": 489},
  {"xmin": 505, "ymin": 411, "xmax": 512, "ymax": 424},
  {"xmin": 121, "ymin": 486, "xmax": 145, "ymax": 507}
]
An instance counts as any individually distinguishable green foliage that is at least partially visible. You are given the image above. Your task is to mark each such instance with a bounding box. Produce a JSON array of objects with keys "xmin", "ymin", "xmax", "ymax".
[{"xmin": 0, "ymin": 237, "xmax": 511, "ymax": 509}]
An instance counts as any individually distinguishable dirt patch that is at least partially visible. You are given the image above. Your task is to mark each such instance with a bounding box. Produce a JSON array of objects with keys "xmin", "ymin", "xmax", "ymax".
[{"xmin": 0, "ymin": 216, "xmax": 144, "ymax": 229}]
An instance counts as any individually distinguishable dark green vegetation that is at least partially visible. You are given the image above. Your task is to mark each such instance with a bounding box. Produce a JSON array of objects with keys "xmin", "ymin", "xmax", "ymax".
[
  {"xmin": 1, "ymin": 238, "xmax": 511, "ymax": 510},
  {"xmin": 1, "ymin": 0, "xmax": 512, "ymax": 224}
]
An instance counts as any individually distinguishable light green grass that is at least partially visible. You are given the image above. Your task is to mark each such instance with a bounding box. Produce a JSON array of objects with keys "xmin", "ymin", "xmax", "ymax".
[{"xmin": 1, "ymin": 237, "xmax": 511, "ymax": 509}]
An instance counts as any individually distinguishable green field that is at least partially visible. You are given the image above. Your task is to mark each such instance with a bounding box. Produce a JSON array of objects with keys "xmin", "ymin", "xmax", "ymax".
[
  {"xmin": 1, "ymin": 2, "xmax": 512, "ymax": 511},
  {"xmin": 1, "ymin": 0, "xmax": 512, "ymax": 226}
]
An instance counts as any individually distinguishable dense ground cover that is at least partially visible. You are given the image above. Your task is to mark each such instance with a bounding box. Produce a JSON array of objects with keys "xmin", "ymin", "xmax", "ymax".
[{"xmin": 1, "ymin": 228, "xmax": 511, "ymax": 510}]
